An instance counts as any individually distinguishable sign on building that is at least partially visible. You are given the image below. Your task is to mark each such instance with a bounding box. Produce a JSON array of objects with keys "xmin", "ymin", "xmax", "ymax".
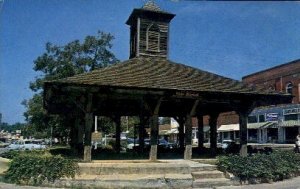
[
  {"xmin": 283, "ymin": 108, "xmax": 300, "ymax": 115},
  {"xmin": 266, "ymin": 113, "xmax": 279, "ymax": 121}
]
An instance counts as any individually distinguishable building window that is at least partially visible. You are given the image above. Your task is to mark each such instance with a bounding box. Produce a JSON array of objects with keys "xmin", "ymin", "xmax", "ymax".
[
  {"xmin": 259, "ymin": 114, "xmax": 265, "ymax": 122},
  {"xmin": 268, "ymin": 85, "xmax": 275, "ymax": 91},
  {"xmin": 286, "ymin": 82, "xmax": 293, "ymax": 94},
  {"xmin": 248, "ymin": 115, "xmax": 257, "ymax": 123},
  {"xmin": 284, "ymin": 114, "xmax": 298, "ymax": 121},
  {"xmin": 146, "ymin": 23, "xmax": 160, "ymax": 52}
]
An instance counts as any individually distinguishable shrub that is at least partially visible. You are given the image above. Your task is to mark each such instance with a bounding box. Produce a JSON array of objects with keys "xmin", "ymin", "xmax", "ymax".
[
  {"xmin": 4, "ymin": 152, "xmax": 78, "ymax": 185},
  {"xmin": 1, "ymin": 150, "xmax": 22, "ymax": 159},
  {"xmin": 217, "ymin": 150, "xmax": 300, "ymax": 182}
]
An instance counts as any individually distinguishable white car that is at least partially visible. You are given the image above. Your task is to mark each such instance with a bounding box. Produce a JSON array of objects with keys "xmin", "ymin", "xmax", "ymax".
[
  {"xmin": 7, "ymin": 140, "xmax": 46, "ymax": 150},
  {"xmin": 221, "ymin": 139, "xmax": 234, "ymax": 149}
]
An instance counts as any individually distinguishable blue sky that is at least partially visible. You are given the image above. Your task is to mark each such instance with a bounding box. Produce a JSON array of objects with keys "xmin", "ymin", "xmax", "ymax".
[{"xmin": 1, "ymin": 0, "xmax": 300, "ymax": 124}]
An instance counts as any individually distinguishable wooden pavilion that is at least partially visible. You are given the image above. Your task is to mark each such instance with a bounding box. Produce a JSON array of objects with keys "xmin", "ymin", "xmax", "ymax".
[{"xmin": 43, "ymin": 2, "xmax": 291, "ymax": 161}]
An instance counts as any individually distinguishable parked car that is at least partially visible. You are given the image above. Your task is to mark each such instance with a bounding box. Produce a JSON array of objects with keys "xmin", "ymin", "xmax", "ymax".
[
  {"xmin": 6, "ymin": 139, "xmax": 46, "ymax": 150},
  {"xmin": 158, "ymin": 139, "xmax": 175, "ymax": 149},
  {"xmin": 221, "ymin": 139, "xmax": 234, "ymax": 149},
  {"xmin": 126, "ymin": 138, "xmax": 139, "ymax": 150}
]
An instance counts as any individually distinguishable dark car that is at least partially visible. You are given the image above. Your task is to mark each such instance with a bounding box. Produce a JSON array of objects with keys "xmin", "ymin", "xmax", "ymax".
[{"xmin": 158, "ymin": 139, "xmax": 175, "ymax": 149}]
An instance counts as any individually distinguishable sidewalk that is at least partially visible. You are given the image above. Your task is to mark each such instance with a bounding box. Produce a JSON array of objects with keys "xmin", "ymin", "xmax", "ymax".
[
  {"xmin": 1, "ymin": 176, "xmax": 300, "ymax": 189},
  {"xmin": 217, "ymin": 176, "xmax": 300, "ymax": 189}
]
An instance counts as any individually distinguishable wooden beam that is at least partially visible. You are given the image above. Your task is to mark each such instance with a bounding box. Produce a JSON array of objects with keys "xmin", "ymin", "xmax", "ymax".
[
  {"xmin": 184, "ymin": 99, "xmax": 200, "ymax": 160},
  {"xmin": 184, "ymin": 114, "xmax": 192, "ymax": 160},
  {"xmin": 235, "ymin": 102, "xmax": 255, "ymax": 157},
  {"xmin": 84, "ymin": 93, "xmax": 93, "ymax": 162},
  {"xmin": 190, "ymin": 99, "xmax": 200, "ymax": 116},
  {"xmin": 114, "ymin": 115, "xmax": 121, "ymax": 154},
  {"xmin": 149, "ymin": 98, "xmax": 162, "ymax": 161},
  {"xmin": 197, "ymin": 114, "xmax": 204, "ymax": 151},
  {"xmin": 209, "ymin": 113, "xmax": 219, "ymax": 157}
]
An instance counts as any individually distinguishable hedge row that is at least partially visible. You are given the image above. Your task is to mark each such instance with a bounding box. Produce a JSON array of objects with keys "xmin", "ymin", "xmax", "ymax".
[
  {"xmin": 4, "ymin": 151, "xmax": 78, "ymax": 185},
  {"xmin": 217, "ymin": 150, "xmax": 300, "ymax": 182}
]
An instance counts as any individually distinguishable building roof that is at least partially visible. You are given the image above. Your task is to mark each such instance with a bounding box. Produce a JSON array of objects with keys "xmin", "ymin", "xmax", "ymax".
[
  {"xmin": 49, "ymin": 57, "xmax": 286, "ymax": 96},
  {"xmin": 125, "ymin": 2, "xmax": 175, "ymax": 26},
  {"xmin": 142, "ymin": 1, "xmax": 161, "ymax": 11},
  {"xmin": 243, "ymin": 59, "xmax": 300, "ymax": 80}
]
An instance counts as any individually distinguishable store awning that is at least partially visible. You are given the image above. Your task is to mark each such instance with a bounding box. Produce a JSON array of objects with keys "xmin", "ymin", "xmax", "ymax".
[
  {"xmin": 280, "ymin": 120, "xmax": 300, "ymax": 127},
  {"xmin": 218, "ymin": 122, "xmax": 279, "ymax": 132},
  {"xmin": 261, "ymin": 122, "xmax": 278, "ymax": 128},
  {"xmin": 247, "ymin": 122, "xmax": 278, "ymax": 129},
  {"xmin": 218, "ymin": 124, "xmax": 239, "ymax": 132},
  {"xmin": 247, "ymin": 122, "xmax": 265, "ymax": 129}
]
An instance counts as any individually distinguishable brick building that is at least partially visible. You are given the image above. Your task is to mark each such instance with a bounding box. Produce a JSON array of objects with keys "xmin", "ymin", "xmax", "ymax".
[
  {"xmin": 243, "ymin": 59, "xmax": 300, "ymax": 104},
  {"xmin": 214, "ymin": 59, "xmax": 300, "ymax": 143}
]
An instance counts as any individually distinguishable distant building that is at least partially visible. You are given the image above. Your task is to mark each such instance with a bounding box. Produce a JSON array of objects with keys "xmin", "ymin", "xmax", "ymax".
[
  {"xmin": 217, "ymin": 59, "xmax": 300, "ymax": 144},
  {"xmin": 243, "ymin": 59, "xmax": 300, "ymax": 103}
]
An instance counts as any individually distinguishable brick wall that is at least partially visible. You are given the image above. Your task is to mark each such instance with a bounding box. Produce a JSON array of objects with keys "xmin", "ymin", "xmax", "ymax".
[
  {"xmin": 243, "ymin": 59, "xmax": 300, "ymax": 103},
  {"xmin": 192, "ymin": 112, "xmax": 239, "ymax": 128},
  {"xmin": 203, "ymin": 59, "xmax": 300, "ymax": 128}
]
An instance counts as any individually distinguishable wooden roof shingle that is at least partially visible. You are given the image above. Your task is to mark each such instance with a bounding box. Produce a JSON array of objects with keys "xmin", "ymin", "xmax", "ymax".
[{"xmin": 49, "ymin": 57, "xmax": 287, "ymax": 96}]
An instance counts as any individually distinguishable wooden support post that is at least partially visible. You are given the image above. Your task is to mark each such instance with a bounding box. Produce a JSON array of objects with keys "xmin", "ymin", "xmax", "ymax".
[
  {"xmin": 184, "ymin": 114, "xmax": 192, "ymax": 160},
  {"xmin": 184, "ymin": 100, "xmax": 199, "ymax": 160},
  {"xmin": 70, "ymin": 118, "xmax": 78, "ymax": 152},
  {"xmin": 115, "ymin": 116, "xmax": 121, "ymax": 153},
  {"xmin": 149, "ymin": 98, "xmax": 162, "ymax": 161},
  {"xmin": 76, "ymin": 117, "xmax": 84, "ymax": 155},
  {"xmin": 178, "ymin": 117, "xmax": 185, "ymax": 152},
  {"xmin": 139, "ymin": 116, "xmax": 145, "ymax": 153},
  {"xmin": 235, "ymin": 102, "xmax": 254, "ymax": 157},
  {"xmin": 84, "ymin": 93, "xmax": 93, "ymax": 162},
  {"xmin": 209, "ymin": 113, "xmax": 219, "ymax": 157},
  {"xmin": 150, "ymin": 114, "xmax": 159, "ymax": 161},
  {"xmin": 239, "ymin": 111, "xmax": 248, "ymax": 157},
  {"xmin": 197, "ymin": 115, "xmax": 204, "ymax": 152}
]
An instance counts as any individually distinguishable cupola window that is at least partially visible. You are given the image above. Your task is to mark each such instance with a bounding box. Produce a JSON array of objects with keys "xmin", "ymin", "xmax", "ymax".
[{"xmin": 146, "ymin": 23, "xmax": 160, "ymax": 52}]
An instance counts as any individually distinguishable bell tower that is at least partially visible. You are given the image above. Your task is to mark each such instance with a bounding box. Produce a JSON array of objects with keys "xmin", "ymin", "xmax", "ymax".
[{"xmin": 126, "ymin": 1, "xmax": 175, "ymax": 59}]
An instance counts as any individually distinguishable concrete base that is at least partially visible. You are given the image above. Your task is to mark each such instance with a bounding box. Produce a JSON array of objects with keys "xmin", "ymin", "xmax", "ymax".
[
  {"xmin": 57, "ymin": 174, "xmax": 193, "ymax": 189},
  {"xmin": 84, "ymin": 146, "xmax": 92, "ymax": 162},
  {"xmin": 149, "ymin": 145, "xmax": 157, "ymax": 161},
  {"xmin": 45, "ymin": 160, "xmax": 234, "ymax": 189},
  {"xmin": 240, "ymin": 144, "xmax": 247, "ymax": 157},
  {"xmin": 184, "ymin": 145, "xmax": 192, "ymax": 160}
]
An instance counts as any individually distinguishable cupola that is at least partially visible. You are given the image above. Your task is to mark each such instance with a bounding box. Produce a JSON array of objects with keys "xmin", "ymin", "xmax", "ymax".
[{"xmin": 126, "ymin": 1, "xmax": 175, "ymax": 59}]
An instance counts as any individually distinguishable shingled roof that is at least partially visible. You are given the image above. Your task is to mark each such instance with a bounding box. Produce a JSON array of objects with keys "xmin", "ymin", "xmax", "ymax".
[{"xmin": 51, "ymin": 57, "xmax": 285, "ymax": 96}]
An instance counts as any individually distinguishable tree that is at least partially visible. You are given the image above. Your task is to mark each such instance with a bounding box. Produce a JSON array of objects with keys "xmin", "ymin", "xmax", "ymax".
[{"xmin": 23, "ymin": 31, "xmax": 119, "ymax": 141}]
